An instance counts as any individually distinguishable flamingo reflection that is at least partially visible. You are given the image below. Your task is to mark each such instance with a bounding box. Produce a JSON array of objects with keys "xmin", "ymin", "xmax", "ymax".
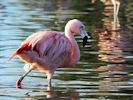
[
  {"xmin": 91, "ymin": 0, "xmax": 121, "ymax": 23},
  {"xmin": 93, "ymin": 0, "xmax": 133, "ymax": 91}
]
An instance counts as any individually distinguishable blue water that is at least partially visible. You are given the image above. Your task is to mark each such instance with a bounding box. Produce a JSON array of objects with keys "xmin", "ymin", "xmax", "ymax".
[{"xmin": 0, "ymin": 0, "xmax": 133, "ymax": 99}]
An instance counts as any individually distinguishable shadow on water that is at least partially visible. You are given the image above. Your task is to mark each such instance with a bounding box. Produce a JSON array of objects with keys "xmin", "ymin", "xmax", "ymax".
[{"xmin": 0, "ymin": 0, "xmax": 133, "ymax": 100}]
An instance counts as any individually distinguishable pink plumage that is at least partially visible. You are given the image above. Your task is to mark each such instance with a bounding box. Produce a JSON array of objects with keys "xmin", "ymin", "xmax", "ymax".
[{"xmin": 10, "ymin": 19, "xmax": 89, "ymax": 88}]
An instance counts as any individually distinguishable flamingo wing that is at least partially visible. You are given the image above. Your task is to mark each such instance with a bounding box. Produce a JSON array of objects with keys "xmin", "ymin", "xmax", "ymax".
[{"xmin": 10, "ymin": 31, "xmax": 72, "ymax": 67}]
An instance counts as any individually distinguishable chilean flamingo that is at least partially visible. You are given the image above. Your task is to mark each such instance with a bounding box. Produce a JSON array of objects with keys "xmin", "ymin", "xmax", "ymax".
[
  {"xmin": 91, "ymin": 0, "xmax": 120, "ymax": 22},
  {"xmin": 9, "ymin": 19, "xmax": 89, "ymax": 88}
]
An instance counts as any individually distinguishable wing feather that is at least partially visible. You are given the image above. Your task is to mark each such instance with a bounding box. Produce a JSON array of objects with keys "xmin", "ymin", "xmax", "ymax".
[{"xmin": 9, "ymin": 31, "xmax": 72, "ymax": 67}]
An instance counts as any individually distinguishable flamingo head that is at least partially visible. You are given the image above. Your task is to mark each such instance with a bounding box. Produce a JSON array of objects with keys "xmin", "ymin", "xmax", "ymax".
[{"xmin": 65, "ymin": 19, "xmax": 89, "ymax": 47}]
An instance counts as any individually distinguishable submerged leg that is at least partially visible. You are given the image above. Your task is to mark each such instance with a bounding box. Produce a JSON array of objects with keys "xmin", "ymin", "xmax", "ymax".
[
  {"xmin": 48, "ymin": 79, "xmax": 52, "ymax": 87},
  {"xmin": 46, "ymin": 71, "xmax": 54, "ymax": 90},
  {"xmin": 47, "ymin": 78, "xmax": 54, "ymax": 91},
  {"xmin": 16, "ymin": 68, "xmax": 33, "ymax": 88}
]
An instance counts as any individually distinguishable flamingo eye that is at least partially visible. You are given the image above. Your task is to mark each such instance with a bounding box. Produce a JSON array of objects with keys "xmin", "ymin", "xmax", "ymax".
[
  {"xmin": 80, "ymin": 26, "xmax": 83, "ymax": 29},
  {"xmin": 80, "ymin": 25, "xmax": 85, "ymax": 30}
]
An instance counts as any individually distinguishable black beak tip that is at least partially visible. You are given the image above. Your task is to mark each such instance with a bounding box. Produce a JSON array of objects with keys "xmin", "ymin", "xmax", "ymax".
[{"xmin": 83, "ymin": 36, "xmax": 88, "ymax": 47}]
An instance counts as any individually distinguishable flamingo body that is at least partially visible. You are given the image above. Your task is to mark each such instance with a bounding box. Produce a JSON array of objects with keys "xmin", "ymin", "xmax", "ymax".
[
  {"xmin": 12, "ymin": 31, "xmax": 74, "ymax": 80},
  {"xmin": 10, "ymin": 19, "xmax": 88, "ymax": 88}
]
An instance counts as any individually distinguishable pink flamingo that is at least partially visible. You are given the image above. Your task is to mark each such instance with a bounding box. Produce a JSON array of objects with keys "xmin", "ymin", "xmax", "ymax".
[
  {"xmin": 9, "ymin": 19, "xmax": 89, "ymax": 88},
  {"xmin": 91, "ymin": 0, "xmax": 121, "ymax": 22}
]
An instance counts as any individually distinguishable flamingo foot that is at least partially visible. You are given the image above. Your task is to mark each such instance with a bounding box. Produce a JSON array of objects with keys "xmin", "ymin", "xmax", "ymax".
[{"xmin": 16, "ymin": 80, "xmax": 22, "ymax": 88}]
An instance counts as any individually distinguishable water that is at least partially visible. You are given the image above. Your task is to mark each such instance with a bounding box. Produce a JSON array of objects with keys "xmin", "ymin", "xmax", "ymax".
[{"xmin": 0, "ymin": 0, "xmax": 133, "ymax": 99}]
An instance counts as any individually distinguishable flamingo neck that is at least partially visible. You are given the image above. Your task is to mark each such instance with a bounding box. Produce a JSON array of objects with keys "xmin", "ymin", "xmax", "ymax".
[{"xmin": 65, "ymin": 28, "xmax": 80, "ymax": 65}]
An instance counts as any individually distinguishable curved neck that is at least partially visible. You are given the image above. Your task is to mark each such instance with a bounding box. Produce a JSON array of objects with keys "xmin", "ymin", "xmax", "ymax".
[{"xmin": 65, "ymin": 27, "xmax": 80, "ymax": 65}]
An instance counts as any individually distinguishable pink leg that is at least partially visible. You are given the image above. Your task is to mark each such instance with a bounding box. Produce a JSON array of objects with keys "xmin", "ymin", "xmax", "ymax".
[{"xmin": 16, "ymin": 68, "xmax": 32, "ymax": 88}]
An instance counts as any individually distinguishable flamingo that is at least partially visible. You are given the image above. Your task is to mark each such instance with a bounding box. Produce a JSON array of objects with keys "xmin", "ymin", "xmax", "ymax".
[
  {"xmin": 9, "ymin": 19, "xmax": 89, "ymax": 88},
  {"xmin": 91, "ymin": 0, "xmax": 120, "ymax": 22}
]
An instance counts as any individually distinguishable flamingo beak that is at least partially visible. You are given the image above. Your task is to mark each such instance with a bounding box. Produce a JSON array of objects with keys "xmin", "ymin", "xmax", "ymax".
[
  {"xmin": 83, "ymin": 36, "xmax": 88, "ymax": 47},
  {"xmin": 81, "ymin": 31, "xmax": 90, "ymax": 47}
]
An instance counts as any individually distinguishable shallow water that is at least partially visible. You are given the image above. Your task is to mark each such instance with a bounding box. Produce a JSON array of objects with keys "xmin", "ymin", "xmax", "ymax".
[{"xmin": 0, "ymin": 0, "xmax": 133, "ymax": 100}]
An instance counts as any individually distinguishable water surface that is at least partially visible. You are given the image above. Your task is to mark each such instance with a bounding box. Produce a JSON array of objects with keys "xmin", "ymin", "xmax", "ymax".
[{"xmin": 0, "ymin": 0, "xmax": 133, "ymax": 100}]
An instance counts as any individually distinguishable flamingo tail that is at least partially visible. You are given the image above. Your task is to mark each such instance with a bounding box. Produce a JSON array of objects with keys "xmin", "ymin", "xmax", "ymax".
[{"xmin": 9, "ymin": 44, "xmax": 30, "ymax": 61}]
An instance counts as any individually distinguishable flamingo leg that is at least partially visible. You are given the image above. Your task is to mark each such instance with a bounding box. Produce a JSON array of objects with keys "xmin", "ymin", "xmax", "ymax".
[
  {"xmin": 111, "ymin": 0, "xmax": 120, "ymax": 23},
  {"xmin": 16, "ymin": 68, "xmax": 32, "ymax": 88},
  {"xmin": 111, "ymin": 0, "xmax": 117, "ymax": 22},
  {"xmin": 48, "ymin": 79, "xmax": 52, "ymax": 87},
  {"xmin": 46, "ymin": 71, "xmax": 53, "ymax": 88},
  {"xmin": 47, "ymin": 81, "xmax": 53, "ymax": 92},
  {"xmin": 116, "ymin": 1, "xmax": 120, "ymax": 18}
]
